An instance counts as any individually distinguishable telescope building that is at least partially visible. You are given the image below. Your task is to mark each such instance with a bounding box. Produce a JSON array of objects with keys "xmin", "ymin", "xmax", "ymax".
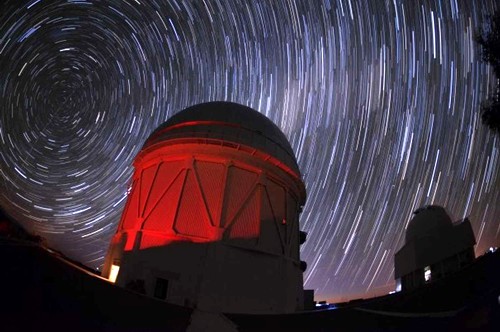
[{"xmin": 101, "ymin": 101, "xmax": 308, "ymax": 314}]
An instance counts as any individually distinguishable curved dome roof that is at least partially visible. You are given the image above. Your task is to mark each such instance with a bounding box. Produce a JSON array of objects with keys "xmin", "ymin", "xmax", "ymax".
[
  {"xmin": 142, "ymin": 101, "xmax": 301, "ymax": 176},
  {"xmin": 406, "ymin": 205, "xmax": 453, "ymax": 242}
]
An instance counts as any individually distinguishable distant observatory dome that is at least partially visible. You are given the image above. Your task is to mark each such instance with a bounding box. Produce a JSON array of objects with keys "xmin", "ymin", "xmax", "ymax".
[
  {"xmin": 142, "ymin": 101, "xmax": 301, "ymax": 177},
  {"xmin": 395, "ymin": 205, "xmax": 476, "ymax": 292},
  {"xmin": 406, "ymin": 205, "xmax": 453, "ymax": 241}
]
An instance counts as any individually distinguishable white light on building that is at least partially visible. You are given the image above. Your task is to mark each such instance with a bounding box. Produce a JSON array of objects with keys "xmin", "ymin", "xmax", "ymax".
[
  {"xmin": 109, "ymin": 264, "xmax": 120, "ymax": 283},
  {"xmin": 424, "ymin": 266, "xmax": 431, "ymax": 282}
]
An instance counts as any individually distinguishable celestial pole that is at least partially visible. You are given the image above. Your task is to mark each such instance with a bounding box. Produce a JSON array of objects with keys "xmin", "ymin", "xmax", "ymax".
[{"xmin": 0, "ymin": 0, "xmax": 499, "ymax": 301}]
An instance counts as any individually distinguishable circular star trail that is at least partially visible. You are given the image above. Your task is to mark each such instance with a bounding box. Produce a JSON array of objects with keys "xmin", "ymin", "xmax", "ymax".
[{"xmin": 0, "ymin": 0, "xmax": 499, "ymax": 301}]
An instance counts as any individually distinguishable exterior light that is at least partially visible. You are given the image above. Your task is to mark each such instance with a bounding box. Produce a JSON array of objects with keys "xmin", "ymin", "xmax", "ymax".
[
  {"xmin": 424, "ymin": 266, "xmax": 431, "ymax": 282},
  {"xmin": 109, "ymin": 264, "xmax": 120, "ymax": 283}
]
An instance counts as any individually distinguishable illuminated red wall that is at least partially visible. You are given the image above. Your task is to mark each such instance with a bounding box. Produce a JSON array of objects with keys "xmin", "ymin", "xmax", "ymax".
[{"xmin": 111, "ymin": 140, "xmax": 305, "ymax": 260}]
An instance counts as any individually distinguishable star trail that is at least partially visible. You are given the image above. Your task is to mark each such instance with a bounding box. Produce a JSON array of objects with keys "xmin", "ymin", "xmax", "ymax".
[{"xmin": 0, "ymin": 0, "xmax": 499, "ymax": 301}]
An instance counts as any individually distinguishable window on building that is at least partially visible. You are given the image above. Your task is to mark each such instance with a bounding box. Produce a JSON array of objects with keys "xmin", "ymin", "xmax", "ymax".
[
  {"xmin": 154, "ymin": 277, "xmax": 169, "ymax": 300},
  {"xmin": 125, "ymin": 279, "xmax": 146, "ymax": 294},
  {"xmin": 424, "ymin": 266, "xmax": 431, "ymax": 282}
]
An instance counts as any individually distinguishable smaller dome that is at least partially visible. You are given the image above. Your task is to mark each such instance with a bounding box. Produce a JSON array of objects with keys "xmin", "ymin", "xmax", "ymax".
[{"xmin": 406, "ymin": 205, "xmax": 453, "ymax": 242}]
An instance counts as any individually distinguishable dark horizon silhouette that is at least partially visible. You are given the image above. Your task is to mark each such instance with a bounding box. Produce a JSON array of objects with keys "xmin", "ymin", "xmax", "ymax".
[{"xmin": 0, "ymin": 0, "xmax": 499, "ymax": 303}]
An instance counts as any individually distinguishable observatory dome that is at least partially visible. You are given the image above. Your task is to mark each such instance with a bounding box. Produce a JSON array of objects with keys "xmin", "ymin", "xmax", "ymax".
[
  {"xmin": 142, "ymin": 101, "xmax": 301, "ymax": 177},
  {"xmin": 405, "ymin": 205, "xmax": 453, "ymax": 242},
  {"xmin": 103, "ymin": 101, "xmax": 308, "ymax": 313}
]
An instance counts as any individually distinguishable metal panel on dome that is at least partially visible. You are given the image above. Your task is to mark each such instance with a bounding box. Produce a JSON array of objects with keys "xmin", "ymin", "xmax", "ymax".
[{"xmin": 142, "ymin": 102, "xmax": 302, "ymax": 179}]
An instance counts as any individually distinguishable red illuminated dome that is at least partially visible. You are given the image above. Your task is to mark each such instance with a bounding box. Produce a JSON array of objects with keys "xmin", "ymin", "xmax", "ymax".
[{"xmin": 102, "ymin": 102, "xmax": 308, "ymax": 314}]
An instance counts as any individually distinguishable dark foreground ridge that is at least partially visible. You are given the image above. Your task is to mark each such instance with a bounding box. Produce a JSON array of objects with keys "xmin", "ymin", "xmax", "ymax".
[{"xmin": 0, "ymin": 236, "xmax": 499, "ymax": 331}]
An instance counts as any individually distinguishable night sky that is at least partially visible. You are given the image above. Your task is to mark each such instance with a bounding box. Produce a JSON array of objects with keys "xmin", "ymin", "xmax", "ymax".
[{"xmin": 1, "ymin": 0, "xmax": 499, "ymax": 302}]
